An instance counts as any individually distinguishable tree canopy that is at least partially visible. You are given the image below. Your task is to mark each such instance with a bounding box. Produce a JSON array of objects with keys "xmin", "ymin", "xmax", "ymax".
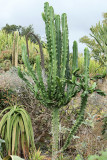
[
  {"xmin": 2, "ymin": 24, "xmax": 40, "ymax": 43},
  {"xmin": 80, "ymin": 13, "xmax": 107, "ymax": 68}
]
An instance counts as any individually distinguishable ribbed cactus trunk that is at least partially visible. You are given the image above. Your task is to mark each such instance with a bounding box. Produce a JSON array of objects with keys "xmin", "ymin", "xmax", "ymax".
[
  {"xmin": 12, "ymin": 31, "xmax": 19, "ymax": 67},
  {"xmin": 51, "ymin": 107, "xmax": 59, "ymax": 160}
]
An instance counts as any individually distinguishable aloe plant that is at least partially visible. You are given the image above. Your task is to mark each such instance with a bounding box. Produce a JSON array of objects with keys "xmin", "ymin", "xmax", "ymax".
[
  {"xmin": 18, "ymin": 2, "xmax": 106, "ymax": 159},
  {"xmin": 0, "ymin": 105, "xmax": 35, "ymax": 158}
]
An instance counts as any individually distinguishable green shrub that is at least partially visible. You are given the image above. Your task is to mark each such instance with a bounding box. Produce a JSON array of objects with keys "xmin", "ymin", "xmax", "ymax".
[
  {"xmin": 88, "ymin": 149, "xmax": 107, "ymax": 160},
  {"xmin": 29, "ymin": 148, "xmax": 45, "ymax": 160}
]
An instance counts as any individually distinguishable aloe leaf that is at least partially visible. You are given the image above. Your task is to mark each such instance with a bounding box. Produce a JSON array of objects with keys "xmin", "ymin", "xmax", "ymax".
[
  {"xmin": 12, "ymin": 116, "xmax": 19, "ymax": 154},
  {"xmin": 3, "ymin": 155, "xmax": 24, "ymax": 160}
]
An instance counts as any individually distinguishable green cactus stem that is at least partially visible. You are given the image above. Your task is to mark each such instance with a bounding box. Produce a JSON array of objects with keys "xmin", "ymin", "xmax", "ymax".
[
  {"xmin": 60, "ymin": 48, "xmax": 89, "ymax": 151},
  {"xmin": 51, "ymin": 107, "xmax": 60, "ymax": 160}
]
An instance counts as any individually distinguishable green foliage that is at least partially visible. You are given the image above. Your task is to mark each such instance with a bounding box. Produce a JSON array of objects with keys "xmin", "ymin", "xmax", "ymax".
[
  {"xmin": 74, "ymin": 150, "xmax": 107, "ymax": 160},
  {"xmin": 80, "ymin": 12, "xmax": 107, "ymax": 68},
  {"xmin": 0, "ymin": 30, "xmax": 13, "ymax": 52},
  {"xmin": 0, "ymin": 105, "xmax": 35, "ymax": 156},
  {"xmin": 77, "ymin": 55, "xmax": 106, "ymax": 75},
  {"xmin": 29, "ymin": 148, "xmax": 45, "ymax": 160},
  {"xmin": 88, "ymin": 150, "xmax": 107, "ymax": 160},
  {"xmin": 74, "ymin": 154, "xmax": 83, "ymax": 160},
  {"xmin": 2, "ymin": 24, "xmax": 21, "ymax": 34},
  {"xmin": 0, "ymin": 30, "xmax": 47, "ymax": 65},
  {"xmin": 2, "ymin": 24, "xmax": 37, "ymax": 43}
]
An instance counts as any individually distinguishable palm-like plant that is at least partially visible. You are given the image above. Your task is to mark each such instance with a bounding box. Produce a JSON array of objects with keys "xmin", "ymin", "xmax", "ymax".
[
  {"xmin": 18, "ymin": 2, "xmax": 105, "ymax": 159},
  {"xmin": 0, "ymin": 105, "xmax": 35, "ymax": 158}
]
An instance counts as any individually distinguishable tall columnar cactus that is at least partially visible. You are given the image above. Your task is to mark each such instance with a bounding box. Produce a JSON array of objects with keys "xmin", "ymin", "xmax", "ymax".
[
  {"xmin": 18, "ymin": 2, "xmax": 105, "ymax": 160},
  {"xmin": 12, "ymin": 31, "xmax": 19, "ymax": 67}
]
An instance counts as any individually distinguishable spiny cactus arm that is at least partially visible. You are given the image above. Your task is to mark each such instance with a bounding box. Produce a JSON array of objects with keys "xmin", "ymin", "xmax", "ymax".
[
  {"xmin": 72, "ymin": 41, "xmax": 78, "ymax": 73},
  {"xmin": 72, "ymin": 40, "xmax": 78, "ymax": 85},
  {"xmin": 43, "ymin": 3, "xmax": 58, "ymax": 97},
  {"xmin": 65, "ymin": 43, "xmax": 70, "ymax": 79},
  {"xmin": 58, "ymin": 83, "xmax": 81, "ymax": 108},
  {"xmin": 18, "ymin": 68, "xmax": 35, "ymax": 93},
  {"xmin": 55, "ymin": 15, "xmax": 62, "ymax": 77},
  {"xmin": 21, "ymin": 44, "xmax": 38, "ymax": 84},
  {"xmin": 61, "ymin": 13, "xmax": 69, "ymax": 79},
  {"xmin": 26, "ymin": 32, "xmax": 45, "ymax": 69},
  {"xmin": 65, "ymin": 41, "xmax": 78, "ymax": 100},
  {"xmin": 43, "ymin": 2, "xmax": 52, "ymax": 59},
  {"xmin": 35, "ymin": 55, "xmax": 49, "ymax": 100},
  {"xmin": 84, "ymin": 48, "xmax": 90, "ymax": 90},
  {"xmin": 61, "ymin": 93, "xmax": 88, "ymax": 152},
  {"xmin": 20, "ymin": 45, "xmax": 48, "ymax": 101},
  {"xmin": 18, "ymin": 67, "xmax": 47, "ymax": 102},
  {"xmin": 52, "ymin": 77, "xmax": 66, "ymax": 104},
  {"xmin": 60, "ymin": 48, "xmax": 90, "ymax": 151},
  {"xmin": 48, "ymin": 6, "xmax": 57, "ymax": 96}
]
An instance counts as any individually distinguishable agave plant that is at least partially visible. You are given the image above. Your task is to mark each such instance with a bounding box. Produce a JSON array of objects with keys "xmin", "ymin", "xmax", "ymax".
[
  {"xmin": 0, "ymin": 105, "xmax": 35, "ymax": 158},
  {"xmin": 18, "ymin": 2, "xmax": 105, "ymax": 160}
]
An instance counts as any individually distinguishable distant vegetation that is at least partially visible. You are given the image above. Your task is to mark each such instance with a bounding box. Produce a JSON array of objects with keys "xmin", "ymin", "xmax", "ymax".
[
  {"xmin": 80, "ymin": 12, "xmax": 107, "ymax": 68},
  {"xmin": 0, "ymin": 30, "xmax": 106, "ymax": 76}
]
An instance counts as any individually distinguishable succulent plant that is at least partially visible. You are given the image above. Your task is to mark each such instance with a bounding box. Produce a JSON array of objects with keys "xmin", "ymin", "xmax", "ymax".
[{"xmin": 0, "ymin": 105, "xmax": 34, "ymax": 158}]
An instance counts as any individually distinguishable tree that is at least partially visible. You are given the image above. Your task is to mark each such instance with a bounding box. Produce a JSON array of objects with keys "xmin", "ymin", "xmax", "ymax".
[
  {"xmin": 80, "ymin": 13, "xmax": 107, "ymax": 68},
  {"xmin": 2, "ymin": 24, "xmax": 38, "ymax": 43},
  {"xmin": 2, "ymin": 24, "xmax": 21, "ymax": 34},
  {"xmin": 20, "ymin": 25, "xmax": 38, "ymax": 43}
]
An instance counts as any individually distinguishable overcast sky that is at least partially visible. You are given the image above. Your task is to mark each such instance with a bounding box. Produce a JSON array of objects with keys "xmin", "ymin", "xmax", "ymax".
[{"xmin": 0, "ymin": 0, "xmax": 107, "ymax": 53}]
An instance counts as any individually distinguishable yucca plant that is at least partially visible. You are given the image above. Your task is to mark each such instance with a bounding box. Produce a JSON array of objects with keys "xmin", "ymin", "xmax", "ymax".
[
  {"xmin": 18, "ymin": 2, "xmax": 105, "ymax": 159},
  {"xmin": 0, "ymin": 105, "xmax": 35, "ymax": 158}
]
